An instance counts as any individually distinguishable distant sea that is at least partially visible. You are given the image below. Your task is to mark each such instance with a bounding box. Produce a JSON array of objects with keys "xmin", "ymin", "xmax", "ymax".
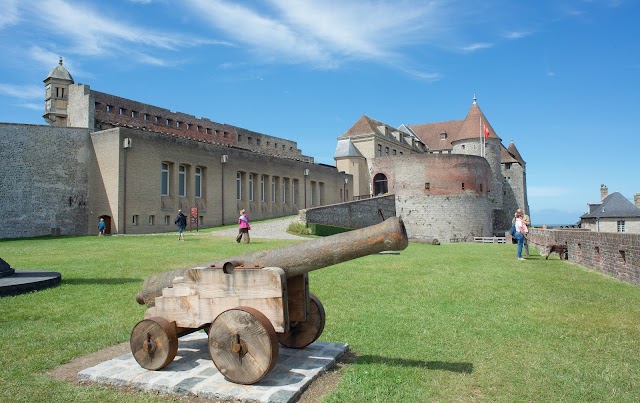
[{"xmin": 532, "ymin": 223, "xmax": 578, "ymax": 228}]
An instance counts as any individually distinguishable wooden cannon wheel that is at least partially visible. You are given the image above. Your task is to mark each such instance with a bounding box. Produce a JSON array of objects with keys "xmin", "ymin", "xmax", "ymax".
[
  {"xmin": 278, "ymin": 293, "xmax": 326, "ymax": 349},
  {"xmin": 130, "ymin": 317, "xmax": 178, "ymax": 370},
  {"xmin": 208, "ymin": 306, "xmax": 279, "ymax": 385}
]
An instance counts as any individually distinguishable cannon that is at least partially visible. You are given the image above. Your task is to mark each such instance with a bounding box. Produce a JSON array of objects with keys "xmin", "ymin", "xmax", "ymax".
[{"xmin": 130, "ymin": 217, "xmax": 408, "ymax": 384}]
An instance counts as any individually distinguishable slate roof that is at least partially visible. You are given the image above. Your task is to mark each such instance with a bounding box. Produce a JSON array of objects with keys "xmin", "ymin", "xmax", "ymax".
[
  {"xmin": 334, "ymin": 138, "xmax": 365, "ymax": 159},
  {"xmin": 45, "ymin": 57, "xmax": 74, "ymax": 83},
  {"xmin": 581, "ymin": 192, "xmax": 640, "ymax": 219}
]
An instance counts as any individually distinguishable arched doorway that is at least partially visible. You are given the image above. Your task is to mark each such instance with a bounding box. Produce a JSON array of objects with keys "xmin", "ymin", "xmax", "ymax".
[
  {"xmin": 373, "ymin": 173, "xmax": 388, "ymax": 195},
  {"xmin": 99, "ymin": 215, "xmax": 112, "ymax": 235}
]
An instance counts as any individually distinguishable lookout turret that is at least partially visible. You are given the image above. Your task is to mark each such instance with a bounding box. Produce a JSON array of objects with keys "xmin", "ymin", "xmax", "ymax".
[{"xmin": 43, "ymin": 57, "xmax": 74, "ymax": 126}]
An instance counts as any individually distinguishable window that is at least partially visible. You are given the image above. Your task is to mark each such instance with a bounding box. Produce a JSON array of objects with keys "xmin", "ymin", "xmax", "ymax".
[
  {"xmin": 143, "ymin": 113, "xmax": 148, "ymax": 121},
  {"xmin": 195, "ymin": 167, "xmax": 202, "ymax": 198},
  {"xmin": 378, "ymin": 144, "xmax": 382, "ymax": 156},
  {"xmin": 119, "ymin": 108, "xmax": 125, "ymax": 116},
  {"xmin": 282, "ymin": 179, "xmax": 286, "ymax": 203},
  {"xmin": 292, "ymin": 180, "xmax": 297, "ymax": 204},
  {"xmin": 131, "ymin": 111, "xmax": 137, "ymax": 118},
  {"xmin": 149, "ymin": 215, "xmax": 155, "ymax": 225},
  {"xmin": 107, "ymin": 105, "xmax": 113, "ymax": 112},
  {"xmin": 260, "ymin": 175, "xmax": 266, "ymax": 202},
  {"xmin": 385, "ymin": 147, "xmax": 389, "ymax": 156},
  {"xmin": 164, "ymin": 215, "xmax": 170, "ymax": 225},
  {"xmin": 161, "ymin": 163, "xmax": 170, "ymax": 196},
  {"xmin": 249, "ymin": 174, "xmax": 254, "ymax": 201},
  {"xmin": 178, "ymin": 165, "xmax": 186, "ymax": 197},
  {"xmin": 132, "ymin": 215, "xmax": 139, "ymax": 225},
  {"xmin": 155, "ymin": 116, "xmax": 160, "ymax": 123},
  {"xmin": 617, "ymin": 220, "xmax": 626, "ymax": 232},
  {"xmin": 271, "ymin": 177, "xmax": 276, "ymax": 202},
  {"xmin": 236, "ymin": 172, "xmax": 242, "ymax": 200}
]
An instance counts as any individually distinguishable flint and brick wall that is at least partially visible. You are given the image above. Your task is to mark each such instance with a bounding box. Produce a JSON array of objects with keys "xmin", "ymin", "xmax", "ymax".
[
  {"xmin": 299, "ymin": 195, "xmax": 395, "ymax": 230},
  {"xmin": 0, "ymin": 123, "xmax": 91, "ymax": 238},
  {"xmin": 528, "ymin": 228, "xmax": 640, "ymax": 286}
]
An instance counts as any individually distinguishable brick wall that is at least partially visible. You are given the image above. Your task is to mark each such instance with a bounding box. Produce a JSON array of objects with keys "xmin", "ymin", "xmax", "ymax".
[
  {"xmin": 299, "ymin": 195, "xmax": 396, "ymax": 229},
  {"xmin": 0, "ymin": 123, "xmax": 91, "ymax": 238},
  {"xmin": 528, "ymin": 228, "xmax": 640, "ymax": 286}
]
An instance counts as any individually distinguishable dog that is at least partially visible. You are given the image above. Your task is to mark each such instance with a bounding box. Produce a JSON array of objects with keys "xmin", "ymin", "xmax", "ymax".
[{"xmin": 545, "ymin": 244, "xmax": 568, "ymax": 260}]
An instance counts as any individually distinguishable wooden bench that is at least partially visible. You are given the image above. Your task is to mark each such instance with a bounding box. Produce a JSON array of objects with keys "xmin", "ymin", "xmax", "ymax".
[{"xmin": 474, "ymin": 237, "xmax": 506, "ymax": 244}]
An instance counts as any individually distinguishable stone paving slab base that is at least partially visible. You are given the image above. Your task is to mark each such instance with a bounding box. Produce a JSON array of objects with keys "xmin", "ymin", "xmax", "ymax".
[{"xmin": 78, "ymin": 332, "xmax": 347, "ymax": 403}]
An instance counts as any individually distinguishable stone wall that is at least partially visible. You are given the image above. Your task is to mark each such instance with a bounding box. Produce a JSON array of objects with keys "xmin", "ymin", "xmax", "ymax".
[
  {"xmin": 528, "ymin": 228, "xmax": 640, "ymax": 286},
  {"xmin": 396, "ymin": 194, "xmax": 492, "ymax": 241},
  {"xmin": 0, "ymin": 123, "xmax": 91, "ymax": 238},
  {"xmin": 299, "ymin": 195, "xmax": 396, "ymax": 230}
]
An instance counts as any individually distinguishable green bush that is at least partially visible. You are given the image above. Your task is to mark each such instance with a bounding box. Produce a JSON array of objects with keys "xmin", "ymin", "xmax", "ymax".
[{"xmin": 286, "ymin": 221, "xmax": 311, "ymax": 235}]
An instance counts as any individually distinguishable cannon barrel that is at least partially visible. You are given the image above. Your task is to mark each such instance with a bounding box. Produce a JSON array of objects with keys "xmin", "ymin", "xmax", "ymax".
[{"xmin": 136, "ymin": 216, "xmax": 408, "ymax": 306}]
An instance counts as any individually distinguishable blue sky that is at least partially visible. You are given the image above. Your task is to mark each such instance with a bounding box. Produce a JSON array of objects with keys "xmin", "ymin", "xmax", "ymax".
[{"xmin": 1, "ymin": 0, "xmax": 638, "ymax": 225}]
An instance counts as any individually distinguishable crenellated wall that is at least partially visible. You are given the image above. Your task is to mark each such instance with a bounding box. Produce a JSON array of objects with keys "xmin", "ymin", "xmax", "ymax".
[{"xmin": 528, "ymin": 227, "xmax": 640, "ymax": 286}]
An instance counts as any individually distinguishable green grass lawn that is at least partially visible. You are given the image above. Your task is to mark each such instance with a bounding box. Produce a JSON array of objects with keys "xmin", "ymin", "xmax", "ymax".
[{"xmin": 1, "ymin": 232, "xmax": 639, "ymax": 402}]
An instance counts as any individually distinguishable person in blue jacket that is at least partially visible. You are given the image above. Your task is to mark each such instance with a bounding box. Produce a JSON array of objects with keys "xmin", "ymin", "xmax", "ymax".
[{"xmin": 98, "ymin": 218, "xmax": 106, "ymax": 236}]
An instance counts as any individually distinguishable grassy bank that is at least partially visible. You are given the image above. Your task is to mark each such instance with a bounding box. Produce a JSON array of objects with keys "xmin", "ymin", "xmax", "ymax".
[{"xmin": 1, "ymin": 232, "xmax": 639, "ymax": 402}]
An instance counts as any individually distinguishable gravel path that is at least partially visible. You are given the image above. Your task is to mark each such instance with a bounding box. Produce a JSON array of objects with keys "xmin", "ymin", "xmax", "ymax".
[{"xmin": 212, "ymin": 215, "xmax": 309, "ymax": 240}]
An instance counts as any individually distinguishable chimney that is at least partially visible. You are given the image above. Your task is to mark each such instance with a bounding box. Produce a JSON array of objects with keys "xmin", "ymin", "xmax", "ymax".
[
  {"xmin": 600, "ymin": 184, "xmax": 608, "ymax": 201},
  {"xmin": 635, "ymin": 193, "xmax": 640, "ymax": 208}
]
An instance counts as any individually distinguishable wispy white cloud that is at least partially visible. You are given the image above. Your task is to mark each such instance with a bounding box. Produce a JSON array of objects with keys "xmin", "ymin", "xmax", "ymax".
[
  {"xmin": 0, "ymin": 0, "xmax": 20, "ymax": 28},
  {"xmin": 0, "ymin": 83, "xmax": 42, "ymax": 99},
  {"xmin": 504, "ymin": 31, "xmax": 532, "ymax": 40},
  {"xmin": 10, "ymin": 0, "xmax": 230, "ymax": 69},
  {"xmin": 460, "ymin": 43, "xmax": 494, "ymax": 52},
  {"xmin": 184, "ymin": 0, "xmax": 450, "ymax": 70}
]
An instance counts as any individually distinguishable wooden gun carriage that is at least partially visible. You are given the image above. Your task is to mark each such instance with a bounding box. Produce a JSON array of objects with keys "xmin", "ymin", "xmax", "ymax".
[{"xmin": 130, "ymin": 217, "xmax": 408, "ymax": 384}]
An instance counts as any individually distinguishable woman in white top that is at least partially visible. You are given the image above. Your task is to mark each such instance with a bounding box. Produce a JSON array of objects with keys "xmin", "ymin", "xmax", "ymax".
[{"xmin": 514, "ymin": 212, "xmax": 528, "ymax": 260}]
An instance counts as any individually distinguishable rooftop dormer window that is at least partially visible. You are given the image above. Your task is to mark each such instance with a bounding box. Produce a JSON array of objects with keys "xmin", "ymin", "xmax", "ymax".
[{"xmin": 440, "ymin": 132, "xmax": 447, "ymax": 140}]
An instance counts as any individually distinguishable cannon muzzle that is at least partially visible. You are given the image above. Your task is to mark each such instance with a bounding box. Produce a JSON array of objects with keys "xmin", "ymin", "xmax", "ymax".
[{"xmin": 136, "ymin": 216, "xmax": 408, "ymax": 306}]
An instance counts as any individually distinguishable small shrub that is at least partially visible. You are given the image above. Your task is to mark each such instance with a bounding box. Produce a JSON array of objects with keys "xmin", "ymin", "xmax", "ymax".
[{"xmin": 287, "ymin": 221, "xmax": 310, "ymax": 235}]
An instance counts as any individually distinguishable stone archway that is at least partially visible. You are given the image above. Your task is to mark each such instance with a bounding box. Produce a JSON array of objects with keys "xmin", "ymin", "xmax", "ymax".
[
  {"xmin": 99, "ymin": 215, "xmax": 112, "ymax": 235},
  {"xmin": 373, "ymin": 173, "xmax": 388, "ymax": 195}
]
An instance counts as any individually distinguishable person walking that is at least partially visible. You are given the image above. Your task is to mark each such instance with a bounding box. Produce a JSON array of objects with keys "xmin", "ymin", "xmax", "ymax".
[
  {"xmin": 514, "ymin": 211, "xmax": 528, "ymax": 260},
  {"xmin": 236, "ymin": 209, "xmax": 250, "ymax": 243},
  {"xmin": 98, "ymin": 218, "xmax": 106, "ymax": 236},
  {"xmin": 174, "ymin": 210, "xmax": 187, "ymax": 241}
]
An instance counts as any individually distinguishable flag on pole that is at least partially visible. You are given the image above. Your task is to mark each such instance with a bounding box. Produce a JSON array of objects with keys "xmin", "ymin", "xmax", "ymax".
[{"xmin": 483, "ymin": 124, "xmax": 490, "ymax": 139}]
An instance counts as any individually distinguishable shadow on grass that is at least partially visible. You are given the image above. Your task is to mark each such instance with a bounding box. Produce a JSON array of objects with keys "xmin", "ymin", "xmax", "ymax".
[
  {"xmin": 355, "ymin": 355, "xmax": 473, "ymax": 374},
  {"xmin": 63, "ymin": 278, "xmax": 141, "ymax": 285}
]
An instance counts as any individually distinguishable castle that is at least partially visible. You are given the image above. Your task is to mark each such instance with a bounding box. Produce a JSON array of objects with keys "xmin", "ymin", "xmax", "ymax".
[
  {"xmin": 334, "ymin": 98, "xmax": 528, "ymax": 241},
  {"xmin": 0, "ymin": 59, "xmax": 528, "ymax": 240}
]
